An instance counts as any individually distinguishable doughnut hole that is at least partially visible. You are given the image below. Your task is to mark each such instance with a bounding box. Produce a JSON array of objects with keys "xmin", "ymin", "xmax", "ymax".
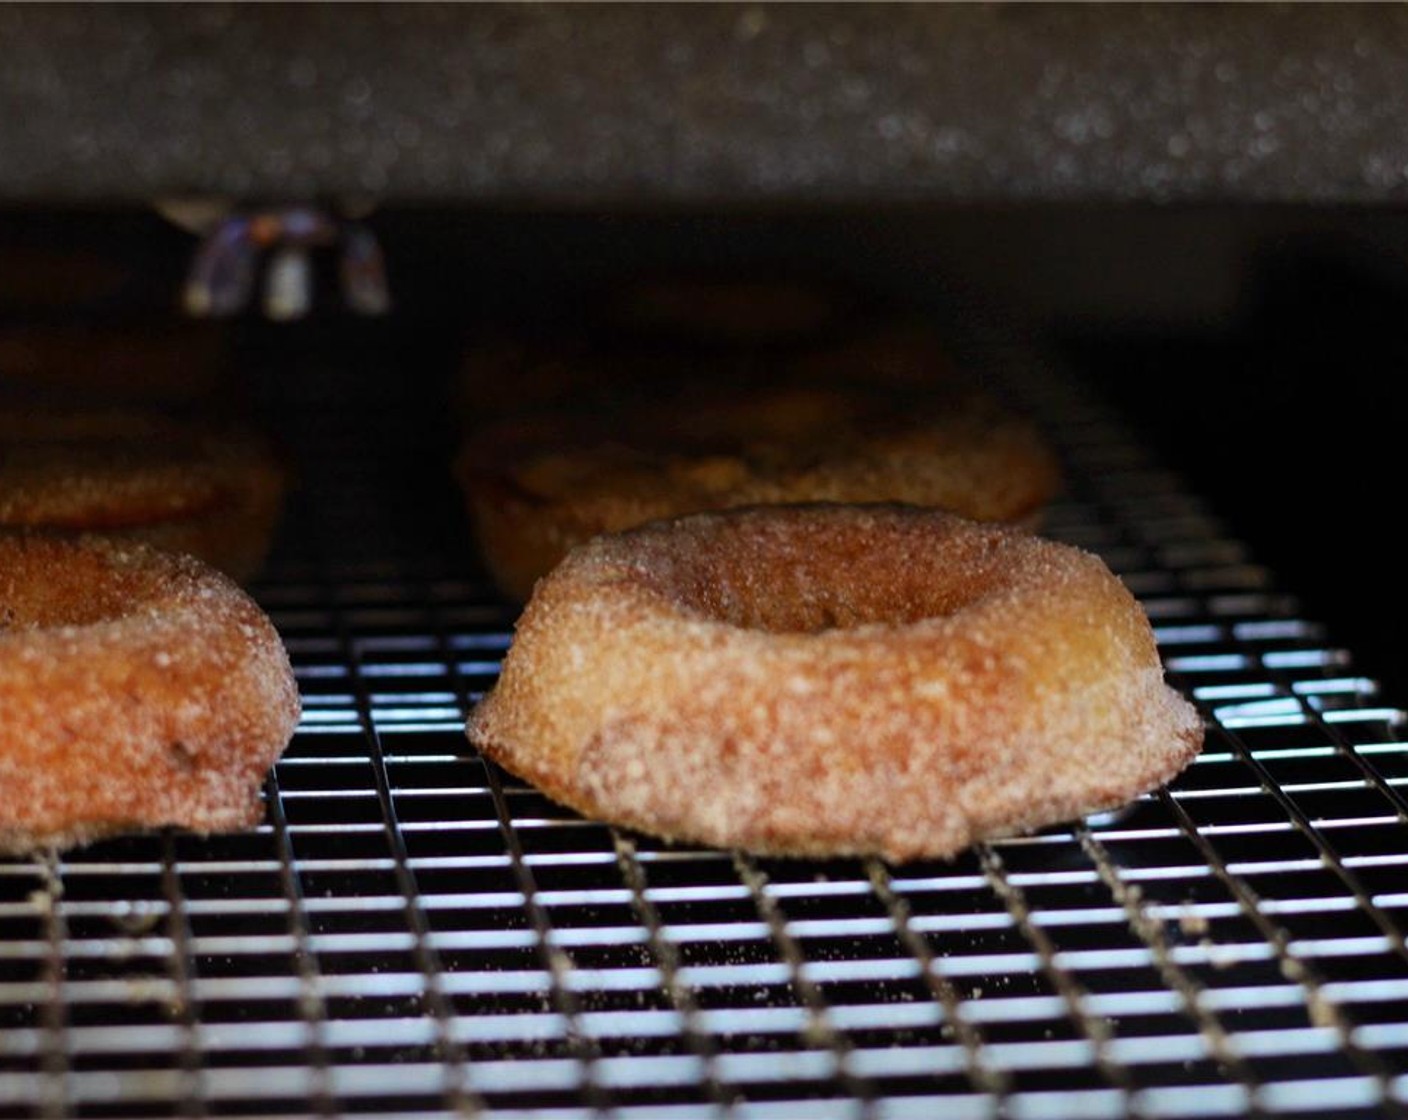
[
  {"xmin": 611, "ymin": 278, "xmax": 839, "ymax": 343},
  {"xmin": 646, "ymin": 383, "xmax": 942, "ymax": 456},
  {"xmin": 0, "ymin": 535, "xmax": 160, "ymax": 629},
  {"xmin": 632, "ymin": 504, "xmax": 1016, "ymax": 633},
  {"xmin": 681, "ymin": 386, "xmax": 859, "ymax": 446}
]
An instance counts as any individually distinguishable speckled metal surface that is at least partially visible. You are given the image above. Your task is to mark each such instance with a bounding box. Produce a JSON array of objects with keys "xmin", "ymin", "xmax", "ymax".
[{"xmin": 4, "ymin": 4, "xmax": 1408, "ymax": 205}]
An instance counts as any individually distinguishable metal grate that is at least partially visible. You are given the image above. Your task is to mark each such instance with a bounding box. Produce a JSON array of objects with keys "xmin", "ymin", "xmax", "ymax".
[{"xmin": 4, "ymin": 333, "xmax": 1408, "ymax": 1120}]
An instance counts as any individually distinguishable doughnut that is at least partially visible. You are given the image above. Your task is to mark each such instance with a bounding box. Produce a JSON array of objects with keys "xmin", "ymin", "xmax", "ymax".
[
  {"xmin": 0, "ymin": 409, "xmax": 286, "ymax": 581},
  {"xmin": 456, "ymin": 334, "xmax": 632, "ymax": 431},
  {"xmin": 0, "ymin": 534, "xmax": 300, "ymax": 853},
  {"xmin": 467, "ymin": 504, "xmax": 1202, "ymax": 862},
  {"xmin": 457, "ymin": 375, "xmax": 1060, "ymax": 601},
  {"xmin": 456, "ymin": 320, "xmax": 944, "ymax": 433},
  {"xmin": 0, "ymin": 245, "xmax": 128, "ymax": 312},
  {"xmin": 0, "ymin": 323, "xmax": 230, "ymax": 409},
  {"xmin": 607, "ymin": 276, "xmax": 847, "ymax": 344}
]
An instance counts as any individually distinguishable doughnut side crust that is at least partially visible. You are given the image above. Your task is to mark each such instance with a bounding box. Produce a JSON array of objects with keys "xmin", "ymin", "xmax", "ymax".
[
  {"xmin": 0, "ymin": 535, "xmax": 301, "ymax": 853},
  {"xmin": 468, "ymin": 505, "xmax": 1202, "ymax": 862}
]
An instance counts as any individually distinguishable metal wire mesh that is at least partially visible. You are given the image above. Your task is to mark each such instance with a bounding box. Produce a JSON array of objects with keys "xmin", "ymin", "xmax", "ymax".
[{"xmin": 3, "ymin": 334, "xmax": 1407, "ymax": 1119}]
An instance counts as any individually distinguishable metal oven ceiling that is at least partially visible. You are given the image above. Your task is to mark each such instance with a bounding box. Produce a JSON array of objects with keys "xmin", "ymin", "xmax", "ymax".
[{"xmin": 2, "ymin": 5, "xmax": 1408, "ymax": 205}]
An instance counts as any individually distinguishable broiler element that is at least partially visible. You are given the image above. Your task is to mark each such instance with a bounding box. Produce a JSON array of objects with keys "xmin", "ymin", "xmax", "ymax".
[{"xmin": 161, "ymin": 202, "xmax": 390, "ymax": 320}]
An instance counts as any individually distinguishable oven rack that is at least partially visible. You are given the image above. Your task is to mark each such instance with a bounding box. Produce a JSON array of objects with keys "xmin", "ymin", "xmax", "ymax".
[{"xmin": 3, "ymin": 332, "xmax": 1408, "ymax": 1120}]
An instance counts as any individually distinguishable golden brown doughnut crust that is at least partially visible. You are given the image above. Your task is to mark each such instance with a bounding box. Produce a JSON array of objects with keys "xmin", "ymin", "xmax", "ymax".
[
  {"xmin": 0, "ymin": 534, "xmax": 301, "ymax": 853},
  {"xmin": 467, "ymin": 505, "xmax": 1202, "ymax": 862},
  {"xmin": 0, "ymin": 410, "xmax": 286, "ymax": 582},
  {"xmin": 457, "ymin": 376, "xmax": 1060, "ymax": 602}
]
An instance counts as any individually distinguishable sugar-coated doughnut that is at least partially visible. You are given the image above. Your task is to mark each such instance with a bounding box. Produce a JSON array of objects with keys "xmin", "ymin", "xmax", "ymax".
[
  {"xmin": 0, "ymin": 534, "xmax": 300, "ymax": 853},
  {"xmin": 0, "ymin": 410, "xmax": 286, "ymax": 581},
  {"xmin": 457, "ymin": 376, "xmax": 1059, "ymax": 601},
  {"xmin": 467, "ymin": 505, "xmax": 1202, "ymax": 862},
  {"xmin": 455, "ymin": 321, "xmax": 954, "ymax": 433},
  {"xmin": 607, "ymin": 276, "xmax": 846, "ymax": 343},
  {"xmin": 0, "ymin": 323, "xmax": 229, "ymax": 408}
]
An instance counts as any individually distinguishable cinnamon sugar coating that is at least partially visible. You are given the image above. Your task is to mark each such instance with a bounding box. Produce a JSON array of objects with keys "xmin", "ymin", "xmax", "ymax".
[
  {"xmin": 0, "ymin": 535, "xmax": 300, "ymax": 853},
  {"xmin": 468, "ymin": 505, "xmax": 1202, "ymax": 862},
  {"xmin": 0, "ymin": 410, "xmax": 286, "ymax": 581},
  {"xmin": 457, "ymin": 363, "xmax": 1060, "ymax": 601}
]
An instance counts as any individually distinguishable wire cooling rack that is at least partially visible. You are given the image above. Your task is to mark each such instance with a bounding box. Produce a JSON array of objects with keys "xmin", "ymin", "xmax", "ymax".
[{"xmin": 3, "ymin": 333, "xmax": 1408, "ymax": 1120}]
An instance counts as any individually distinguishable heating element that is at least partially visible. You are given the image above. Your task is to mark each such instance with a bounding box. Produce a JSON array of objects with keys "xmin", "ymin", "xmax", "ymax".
[{"xmin": 2, "ymin": 326, "xmax": 1407, "ymax": 1120}]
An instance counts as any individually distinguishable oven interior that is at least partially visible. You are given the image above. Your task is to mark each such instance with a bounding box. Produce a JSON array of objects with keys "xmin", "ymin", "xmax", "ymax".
[{"xmin": 2, "ymin": 201, "xmax": 1408, "ymax": 1120}]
